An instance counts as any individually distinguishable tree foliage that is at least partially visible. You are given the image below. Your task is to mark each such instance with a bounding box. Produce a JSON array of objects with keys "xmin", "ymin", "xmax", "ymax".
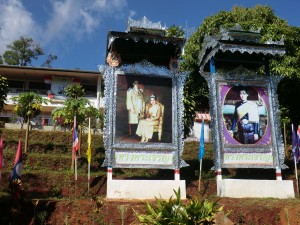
[
  {"xmin": 2, "ymin": 37, "xmax": 44, "ymax": 66},
  {"xmin": 181, "ymin": 5, "xmax": 300, "ymax": 134},
  {"xmin": 65, "ymin": 83, "xmax": 85, "ymax": 99},
  {"xmin": 52, "ymin": 83, "xmax": 101, "ymax": 130},
  {"xmin": 41, "ymin": 54, "xmax": 58, "ymax": 68},
  {"xmin": 0, "ymin": 75, "xmax": 8, "ymax": 112},
  {"xmin": 11, "ymin": 92, "xmax": 48, "ymax": 153},
  {"xmin": 1, "ymin": 36, "xmax": 58, "ymax": 67},
  {"xmin": 166, "ymin": 25, "xmax": 185, "ymax": 38},
  {"xmin": 11, "ymin": 92, "xmax": 48, "ymax": 122}
]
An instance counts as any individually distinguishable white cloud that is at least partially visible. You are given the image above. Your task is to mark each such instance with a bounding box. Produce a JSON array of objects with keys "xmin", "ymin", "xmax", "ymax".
[
  {"xmin": 0, "ymin": 0, "xmax": 128, "ymax": 55},
  {"xmin": 0, "ymin": 0, "xmax": 40, "ymax": 53},
  {"xmin": 129, "ymin": 10, "xmax": 137, "ymax": 19},
  {"xmin": 43, "ymin": 0, "xmax": 128, "ymax": 44}
]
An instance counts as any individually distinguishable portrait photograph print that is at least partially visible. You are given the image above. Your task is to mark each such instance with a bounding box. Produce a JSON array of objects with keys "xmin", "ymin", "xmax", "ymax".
[
  {"xmin": 221, "ymin": 84, "xmax": 271, "ymax": 146},
  {"xmin": 115, "ymin": 74, "xmax": 173, "ymax": 144}
]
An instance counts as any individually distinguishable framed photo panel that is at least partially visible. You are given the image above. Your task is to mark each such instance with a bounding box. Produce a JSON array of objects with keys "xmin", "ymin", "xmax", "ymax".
[
  {"xmin": 101, "ymin": 63, "xmax": 188, "ymax": 169},
  {"xmin": 203, "ymin": 68, "xmax": 285, "ymax": 169},
  {"xmin": 115, "ymin": 74, "xmax": 173, "ymax": 144}
]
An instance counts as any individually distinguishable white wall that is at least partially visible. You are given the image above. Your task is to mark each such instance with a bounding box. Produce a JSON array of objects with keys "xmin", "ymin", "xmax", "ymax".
[{"xmin": 190, "ymin": 122, "xmax": 210, "ymax": 142}]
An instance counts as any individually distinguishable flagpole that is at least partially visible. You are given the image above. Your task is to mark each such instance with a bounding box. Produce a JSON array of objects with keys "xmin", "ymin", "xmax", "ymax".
[
  {"xmin": 88, "ymin": 162, "xmax": 90, "ymax": 181},
  {"xmin": 75, "ymin": 155, "xmax": 77, "ymax": 181},
  {"xmin": 294, "ymin": 156, "xmax": 299, "ymax": 194},
  {"xmin": 198, "ymin": 158, "xmax": 202, "ymax": 192}
]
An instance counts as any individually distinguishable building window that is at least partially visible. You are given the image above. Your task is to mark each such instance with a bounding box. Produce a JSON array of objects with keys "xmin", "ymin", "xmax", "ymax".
[
  {"xmin": 29, "ymin": 82, "xmax": 47, "ymax": 90},
  {"xmin": 8, "ymin": 80, "xmax": 24, "ymax": 89},
  {"xmin": 82, "ymin": 84, "xmax": 97, "ymax": 96}
]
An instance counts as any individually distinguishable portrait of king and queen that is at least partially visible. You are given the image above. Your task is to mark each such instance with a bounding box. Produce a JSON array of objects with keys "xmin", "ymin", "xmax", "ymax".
[
  {"xmin": 115, "ymin": 74, "xmax": 173, "ymax": 144},
  {"xmin": 221, "ymin": 84, "xmax": 271, "ymax": 146}
]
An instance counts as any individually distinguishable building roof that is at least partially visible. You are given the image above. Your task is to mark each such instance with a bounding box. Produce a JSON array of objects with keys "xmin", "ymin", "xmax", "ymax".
[
  {"xmin": 0, "ymin": 65, "xmax": 101, "ymax": 83},
  {"xmin": 195, "ymin": 111, "xmax": 211, "ymax": 122}
]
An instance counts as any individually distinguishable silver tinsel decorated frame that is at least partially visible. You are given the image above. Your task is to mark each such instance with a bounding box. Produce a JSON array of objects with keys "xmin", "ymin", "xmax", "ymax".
[
  {"xmin": 202, "ymin": 67, "xmax": 285, "ymax": 169},
  {"xmin": 100, "ymin": 61, "xmax": 188, "ymax": 169}
]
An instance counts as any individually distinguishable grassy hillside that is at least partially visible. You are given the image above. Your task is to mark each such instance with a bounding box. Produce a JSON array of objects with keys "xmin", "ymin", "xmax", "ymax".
[{"xmin": 0, "ymin": 128, "xmax": 300, "ymax": 224}]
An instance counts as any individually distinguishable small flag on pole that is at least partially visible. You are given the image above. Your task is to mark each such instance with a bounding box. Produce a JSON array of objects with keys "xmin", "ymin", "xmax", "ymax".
[
  {"xmin": 86, "ymin": 119, "xmax": 92, "ymax": 164},
  {"xmin": 73, "ymin": 116, "xmax": 79, "ymax": 181},
  {"xmin": 11, "ymin": 140, "xmax": 22, "ymax": 180},
  {"xmin": 86, "ymin": 118, "xmax": 92, "ymax": 188},
  {"xmin": 198, "ymin": 117, "xmax": 205, "ymax": 192},
  {"xmin": 73, "ymin": 117, "xmax": 79, "ymax": 158},
  {"xmin": 0, "ymin": 137, "xmax": 3, "ymax": 180},
  {"xmin": 292, "ymin": 124, "xmax": 299, "ymax": 163},
  {"xmin": 198, "ymin": 117, "xmax": 205, "ymax": 160}
]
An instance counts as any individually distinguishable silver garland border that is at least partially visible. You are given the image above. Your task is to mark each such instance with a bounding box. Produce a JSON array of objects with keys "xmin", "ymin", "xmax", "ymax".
[
  {"xmin": 100, "ymin": 61, "xmax": 188, "ymax": 169},
  {"xmin": 202, "ymin": 67, "xmax": 285, "ymax": 169}
]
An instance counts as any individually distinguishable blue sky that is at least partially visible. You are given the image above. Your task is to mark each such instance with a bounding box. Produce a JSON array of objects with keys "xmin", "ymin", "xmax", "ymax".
[{"xmin": 0, "ymin": 0, "xmax": 299, "ymax": 71}]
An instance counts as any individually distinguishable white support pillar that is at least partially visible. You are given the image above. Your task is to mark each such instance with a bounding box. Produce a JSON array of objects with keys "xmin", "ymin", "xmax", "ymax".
[
  {"xmin": 107, "ymin": 166, "xmax": 113, "ymax": 181},
  {"xmin": 174, "ymin": 169, "xmax": 180, "ymax": 181},
  {"xmin": 216, "ymin": 168, "xmax": 222, "ymax": 180},
  {"xmin": 276, "ymin": 167, "xmax": 282, "ymax": 181},
  {"xmin": 96, "ymin": 75, "xmax": 102, "ymax": 109}
]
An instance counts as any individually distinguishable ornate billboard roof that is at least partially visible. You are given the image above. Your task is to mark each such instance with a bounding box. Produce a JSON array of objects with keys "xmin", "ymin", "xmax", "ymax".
[
  {"xmin": 198, "ymin": 24, "xmax": 285, "ymax": 73},
  {"xmin": 106, "ymin": 17, "xmax": 185, "ymax": 67}
]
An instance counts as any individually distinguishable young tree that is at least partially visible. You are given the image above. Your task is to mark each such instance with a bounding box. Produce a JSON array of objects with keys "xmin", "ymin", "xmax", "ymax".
[
  {"xmin": 0, "ymin": 75, "xmax": 8, "ymax": 112},
  {"xmin": 52, "ymin": 83, "xmax": 101, "ymax": 170},
  {"xmin": 65, "ymin": 83, "xmax": 85, "ymax": 100},
  {"xmin": 181, "ymin": 5, "xmax": 300, "ymax": 135},
  {"xmin": 11, "ymin": 92, "xmax": 48, "ymax": 153},
  {"xmin": 2, "ymin": 37, "xmax": 44, "ymax": 66},
  {"xmin": 52, "ymin": 83, "xmax": 101, "ymax": 129}
]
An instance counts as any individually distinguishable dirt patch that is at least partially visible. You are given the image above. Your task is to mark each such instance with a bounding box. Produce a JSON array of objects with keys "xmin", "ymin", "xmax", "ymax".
[{"xmin": 2, "ymin": 175, "xmax": 300, "ymax": 225}]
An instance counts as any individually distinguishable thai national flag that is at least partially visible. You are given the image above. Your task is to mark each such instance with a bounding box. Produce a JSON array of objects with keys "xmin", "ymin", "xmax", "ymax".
[
  {"xmin": 73, "ymin": 117, "xmax": 79, "ymax": 158},
  {"xmin": 11, "ymin": 140, "xmax": 22, "ymax": 180}
]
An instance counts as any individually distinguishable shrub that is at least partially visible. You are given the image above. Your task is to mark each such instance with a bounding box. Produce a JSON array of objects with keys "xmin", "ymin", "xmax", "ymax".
[{"xmin": 135, "ymin": 188, "xmax": 224, "ymax": 225}]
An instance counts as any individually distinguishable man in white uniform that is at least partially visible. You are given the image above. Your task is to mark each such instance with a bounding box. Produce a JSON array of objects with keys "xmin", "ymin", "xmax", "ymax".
[{"xmin": 126, "ymin": 81, "xmax": 145, "ymax": 135}]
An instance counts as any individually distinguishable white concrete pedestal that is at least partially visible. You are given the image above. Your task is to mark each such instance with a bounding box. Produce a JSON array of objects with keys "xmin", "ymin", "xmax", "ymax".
[
  {"xmin": 107, "ymin": 179, "xmax": 186, "ymax": 200},
  {"xmin": 217, "ymin": 179, "xmax": 295, "ymax": 199}
]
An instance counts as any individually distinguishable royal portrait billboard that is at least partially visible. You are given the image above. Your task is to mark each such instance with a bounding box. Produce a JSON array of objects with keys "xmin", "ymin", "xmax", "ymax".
[
  {"xmin": 220, "ymin": 82, "xmax": 274, "ymax": 167},
  {"xmin": 203, "ymin": 69, "xmax": 285, "ymax": 169},
  {"xmin": 101, "ymin": 63, "xmax": 188, "ymax": 169},
  {"xmin": 221, "ymin": 84, "xmax": 270, "ymax": 146}
]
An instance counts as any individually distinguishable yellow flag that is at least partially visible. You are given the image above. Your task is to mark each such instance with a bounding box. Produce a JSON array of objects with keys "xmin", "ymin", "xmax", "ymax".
[{"xmin": 86, "ymin": 121, "xmax": 92, "ymax": 164}]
